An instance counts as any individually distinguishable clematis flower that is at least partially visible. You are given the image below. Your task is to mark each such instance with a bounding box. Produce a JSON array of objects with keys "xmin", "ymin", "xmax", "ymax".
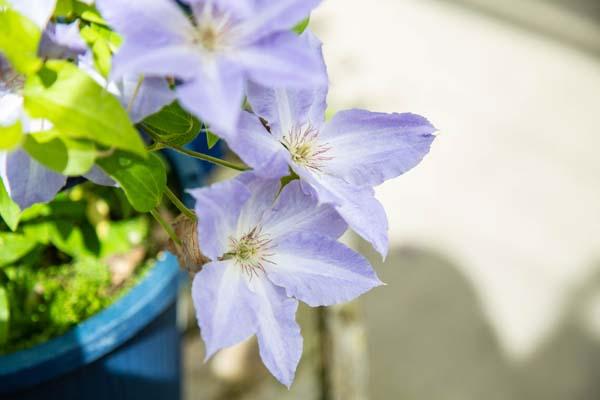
[
  {"xmin": 188, "ymin": 174, "xmax": 382, "ymax": 387},
  {"xmin": 0, "ymin": 0, "xmax": 90, "ymax": 208},
  {"xmin": 96, "ymin": 0, "xmax": 326, "ymax": 133},
  {"xmin": 39, "ymin": 21, "xmax": 88, "ymax": 60},
  {"xmin": 6, "ymin": 0, "xmax": 56, "ymax": 30},
  {"xmin": 221, "ymin": 32, "xmax": 437, "ymax": 257},
  {"xmin": 78, "ymin": 52, "xmax": 176, "ymax": 123},
  {"xmin": 0, "ymin": 55, "xmax": 68, "ymax": 209}
]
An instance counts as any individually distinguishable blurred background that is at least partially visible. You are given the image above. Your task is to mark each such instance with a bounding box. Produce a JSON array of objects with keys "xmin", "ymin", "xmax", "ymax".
[{"xmin": 184, "ymin": 0, "xmax": 600, "ymax": 398}]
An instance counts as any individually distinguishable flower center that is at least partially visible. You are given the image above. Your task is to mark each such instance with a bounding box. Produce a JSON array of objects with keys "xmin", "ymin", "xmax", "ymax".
[
  {"xmin": 195, "ymin": 25, "xmax": 222, "ymax": 52},
  {"xmin": 281, "ymin": 124, "xmax": 333, "ymax": 172},
  {"xmin": 192, "ymin": 6, "xmax": 235, "ymax": 53},
  {"xmin": 229, "ymin": 226, "xmax": 275, "ymax": 278}
]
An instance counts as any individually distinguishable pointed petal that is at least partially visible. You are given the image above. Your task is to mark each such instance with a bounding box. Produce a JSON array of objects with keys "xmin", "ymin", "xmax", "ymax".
[
  {"xmin": 9, "ymin": 0, "xmax": 56, "ymax": 29},
  {"xmin": 118, "ymin": 77, "xmax": 176, "ymax": 123},
  {"xmin": 188, "ymin": 178, "xmax": 251, "ymax": 260},
  {"xmin": 96, "ymin": 0, "xmax": 195, "ymax": 46},
  {"xmin": 245, "ymin": 82, "xmax": 327, "ymax": 140},
  {"xmin": 84, "ymin": 165, "xmax": 116, "ymax": 187},
  {"xmin": 0, "ymin": 149, "xmax": 66, "ymax": 209},
  {"xmin": 39, "ymin": 21, "xmax": 87, "ymax": 60},
  {"xmin": 234, "ymin": 173, "xmax": 281, "ymax": 235},
  {"xmin": 262, "ymin": 179, "xmax": 347, "ymax": 240},
  {"xmin": 192, "ymin": 260, "xmax": 258, "ymax": 359},
  {"xmin": 322, "ymin": 110, "xmax": 436, "ymax": 187},
  {"xmin": 237, "ymin": 31, "xmax": 326, "ymax": 94},
  {"xmin": 245, "ymin": 30, "xmax": 327, "ymax": 136},
  {"xmin": 111, "ymin": 43, "xmax": 202, "ymax": 80},
  {"xmin": 249, "ymin": 277, "xmax": 302, "ymax": 388},
  {"xmin": 266, "ymin": 231, "xmax": 382, "ymax": 306},
  {"xmin": 0, "ymin": 94, "xmax": 24, "ymax": 127},
  {"xmin": 295, "ymin": 168, "xmax": 389, "ymax": 257},
  {"xmin": 177, "ymin": 60, "xmax": 244, "ymax": 133},
  {"xmin": 238, "ymin": 0, "xmax": 321, "ymax": 39},
  {"xmin": 217, "ymin": 112, "xmax": 289, "ymax": 178}
]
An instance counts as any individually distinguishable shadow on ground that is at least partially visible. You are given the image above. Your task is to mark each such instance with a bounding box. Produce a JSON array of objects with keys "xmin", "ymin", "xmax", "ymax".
[{"xmin": 364, "ymin": 246, "xmax": 600, "ymax": 400}]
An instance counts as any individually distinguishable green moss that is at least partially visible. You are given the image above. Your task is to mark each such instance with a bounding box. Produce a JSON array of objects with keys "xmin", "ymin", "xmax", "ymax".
[{"xmin": 0, "ymin": 184, "xmax": 155, "ymax": 355}]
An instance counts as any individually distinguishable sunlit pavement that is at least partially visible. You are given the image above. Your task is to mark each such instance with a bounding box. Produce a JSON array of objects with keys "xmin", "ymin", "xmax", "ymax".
[{"xmin": 312, "ymin": 0, "xmax": 600, "ymax": 398}]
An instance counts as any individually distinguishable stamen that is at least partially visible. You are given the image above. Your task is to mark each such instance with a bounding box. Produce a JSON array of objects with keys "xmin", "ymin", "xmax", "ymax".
[
  {"xmin": 281, "ymin": 124, "xmax": 333, "ymax": 172},
  {"xmin": 229, "ymin": 226, "xmax": 276, "ymax": 279},
  {"xmin": 192, "ymin": 5, "xmax": 235, "ymax": 53}
]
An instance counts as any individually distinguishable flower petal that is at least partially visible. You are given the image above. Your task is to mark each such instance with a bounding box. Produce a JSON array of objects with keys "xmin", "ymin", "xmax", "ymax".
[
  {"xmin": 192, "ymin": 260, "xmax": 258, "ymax": 359},
  {"xmin": 266, "ymin": 231, "xmax": 382, "ymax": 306},
  {"xmin": 84, "ymin": 165, "xmax": 116, "ymax": 187},
  {"xmin": 244, "ymin": 30, "xmax": 327, "ymax": 137},
  {"xmin": 177, "ymin": 59, "xmax": 245, "ymax": 133},
  {"xmin": 96, "ymin": 0, "xmax": 194, "ymax": 46},
  {"xmin": 39, "ymin": 21, "xmax": 87, "ymax": 60},
  {"xmin": 0, "ymin": 94, "xmax": 24, "ymax": 127},
  {"xmin": 0, "ymin": 149, "xmax": 66, "ymax": 209},
  {"xmin": 8, "ymin": 0, "xmax": 56, "ymax": 29},
  {"xmin": 237, "ymin": 30, "xmax": 326, "ymax": 94},
  {"xmin": 234, "ymin": 173, "xmax": 281, "ymax": 235},
  {"xmin": 217, "ymin": 112, "xmax": 290, "ymax": 178},
  {"xmin": 249, "ymin": 276, "xmax": 302, "ymax": 388},
  {"xmin": 237, "ymin": 0, "xmax": 321, "ymax": 40},
  {"xmin": 188, "ymin": 178, "xmax": 251, "ymax": 260},
  {"xmin": 321, "ymin": 110, "xmax": 437, "ymax": 187},
  {"xmin": 118, "ymin": 77, "xmax": 175, "ymax": 123},
  {"xmin": 111, "ymin": 43, "xmax": 202, "ymax": 81},
  {"xmin": 262, "ymin": 179, "xmax": 347, "ymax": 240},
  {"xmin": 294, "ymin": 168, "xmax": 389, "ymax": 257}
]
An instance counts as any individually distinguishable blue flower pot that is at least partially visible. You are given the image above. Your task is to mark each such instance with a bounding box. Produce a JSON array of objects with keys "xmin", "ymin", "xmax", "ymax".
[
  {"xmin": 0, "ymin": 138, "xmax": 222, "ymax": 399},
  {"xmin": 0, "ymin": 255, "xmax": 181, "ymax": 399}
]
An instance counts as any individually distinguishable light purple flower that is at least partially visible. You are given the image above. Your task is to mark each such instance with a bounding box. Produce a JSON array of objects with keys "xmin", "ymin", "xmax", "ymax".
[
  {"xmin": 96, "ymin": 0, "xmax": 326, "ymax": 133},
  {"xmin": 0, "ymin": 54, "xmax": 67, "ymax": 209},
  {"xmin": 0, "ymin": 150, "xmax": 66, "ymax": 209},
  {"xmin": 78, "ymin": 52, "xmax": 176, "ymax": 123},
  {"xmin": 6, "ymin": 0, "xmax": 56, "ymax": 30},
  {"xmin": 188, "ymin": 174, "xmax": 382, "ymax": 387},
  {"xmin": 221, "ymin": 33, "xmax": 437, "ymax": 257},
  {"xmin": 39, "ymin": 21, "xmax": 88, "ymax": 60}
]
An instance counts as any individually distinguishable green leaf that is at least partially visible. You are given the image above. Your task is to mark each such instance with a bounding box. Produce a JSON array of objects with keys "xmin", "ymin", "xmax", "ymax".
[
  {"xmin": 142, "ymin": 102, "xmax": 201, "ymax": 146},
  {"xmin": 23, "ymin": 131, "xmax": 96, "ymax": 176},
  {"xmin": 0, "ymin": 232, "xmax": 36, "ymax": 267},
  {"xmin": 0, "ymin": 121, "xmax": 23, "ymax": 150},
  {"xmin": 91, "ymin": 39, "xmax": 112, "ymax": 77},
  {"xmin": 0, "ymin": 287, "xmax": 8, "ymax": 347},
  {"xmin": 73, "ymin": 2, "xmax": 107, "ymax": 25},
  {"xmin": 206, "ymin": 129, "xmax": 219, "ymax": 149},
  {"xmin": 23, "ymin": 220, "xmax": 100, "ymax": 258},
  {"xmin": 292, "ymin": 17, "xmax": 310, "ymax": 35},
  {"xmin": 80, "ymin": 24, "xmax": 121, "ymax": 77},
  {"xmin": 97, "ymin": 152, "xmax": 166, "ymax": 212},
  {"xmin": 0, "ymin": 8, "xmax": 42, "ymax": 74},
  {"xmin": 54, "ymin": 0, "xmax": 74, "ymax": 17},
  {"xmin": 23, "ymin": 60, "xmax": 146, "ymax": 156},
  {"xmin": 0, "ymin": 178, "xmax": 20, "ymax": 231}
]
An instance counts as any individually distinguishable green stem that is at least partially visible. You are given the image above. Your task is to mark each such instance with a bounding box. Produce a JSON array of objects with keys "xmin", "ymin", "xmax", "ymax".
[
  {"xmin": 146, "ymin": 142, "xmax": 165, "ymax": 152},
  {"xmin": 127, "ymin": 75, "xmax": 144, "ymax": 113},
  {"xmin": 169, "ymin": 145, "xmax": 249, "ymax": 172},
  {"xmin": 150, "ymin": 209, "xmax": 181, "ymax": 247},
  {"xmin": 165, "ymin": 187, "xmax": 196, "ymax": 220}
]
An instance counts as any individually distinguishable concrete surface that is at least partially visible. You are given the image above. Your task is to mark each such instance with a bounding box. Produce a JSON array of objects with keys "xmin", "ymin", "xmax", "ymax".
[{"xmin": 310, "ymin": 0, "xmax": 600, "ymax": 398}]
